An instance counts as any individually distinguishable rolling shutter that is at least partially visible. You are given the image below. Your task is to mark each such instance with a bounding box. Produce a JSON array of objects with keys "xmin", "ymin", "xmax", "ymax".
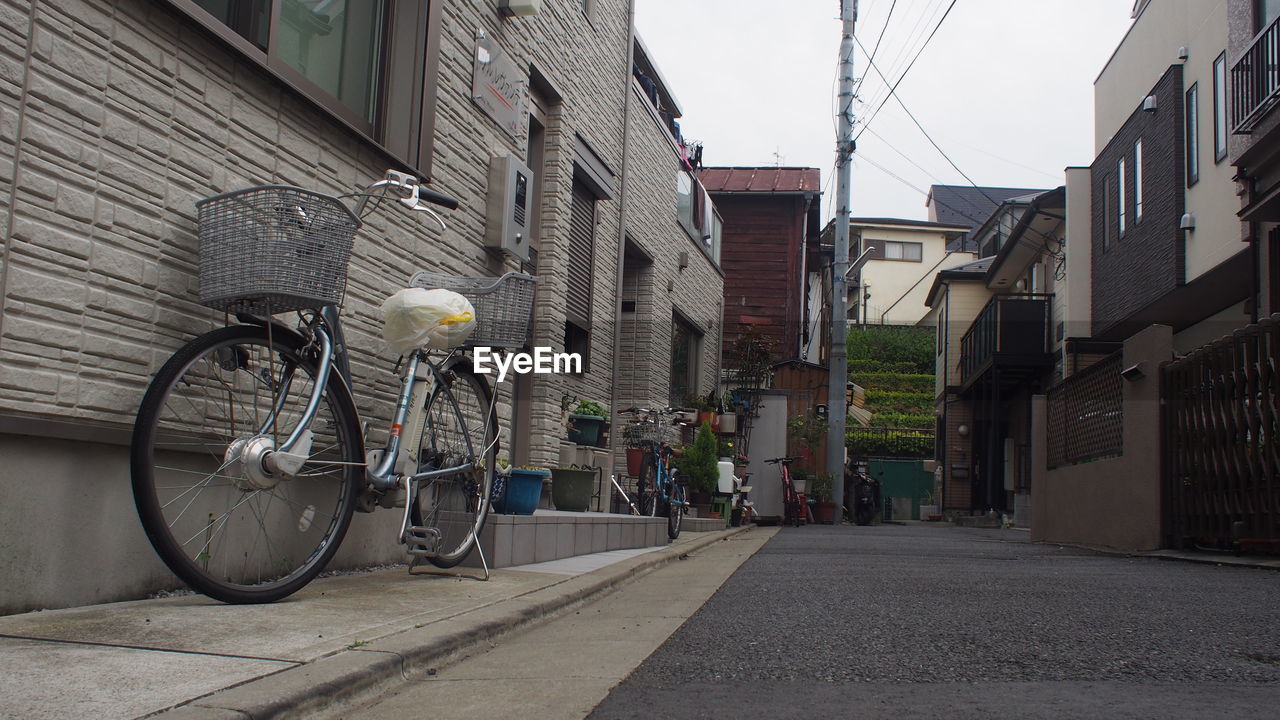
[{"xmin": 567, "ymin": 178, "xmax": 596, "ymax": 324}]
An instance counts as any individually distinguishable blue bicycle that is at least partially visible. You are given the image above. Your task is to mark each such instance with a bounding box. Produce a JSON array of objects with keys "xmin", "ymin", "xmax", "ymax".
[{"xmin": 621, "ymin": 407, "xmax": 687, "ymax": 539}]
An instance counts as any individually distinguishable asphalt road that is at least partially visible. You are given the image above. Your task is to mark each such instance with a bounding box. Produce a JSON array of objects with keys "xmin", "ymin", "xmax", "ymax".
[{"xmin": 589, "ymin": 523, "xmax": 1280, "ymax": 719}]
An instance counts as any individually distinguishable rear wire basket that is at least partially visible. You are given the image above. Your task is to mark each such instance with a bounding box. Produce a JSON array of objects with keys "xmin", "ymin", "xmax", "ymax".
[
  {"xmin": 196, "ymin": 186, "xmax": 361, "ymax": 315},
  {"xmin": 408, "ymin": 271, "xmax": 537, "ymax": 349}
]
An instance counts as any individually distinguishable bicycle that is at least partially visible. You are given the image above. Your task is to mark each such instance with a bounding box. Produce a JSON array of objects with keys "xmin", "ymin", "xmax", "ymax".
[
  {"xmin": 620, "ymin": 407, "xmax": 687, "ymax": 539},
  {"xmin": 130, "ymin": 170, "xmax": 536, "ymax": 604},
  {"xmin": 764, "ymin": 456, "xmax": 803, "ymax": 527}
]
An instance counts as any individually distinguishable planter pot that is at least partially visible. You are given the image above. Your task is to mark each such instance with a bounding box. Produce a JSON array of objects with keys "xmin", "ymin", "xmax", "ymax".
[
  {"xmin": 492, "ymin": 469, "xmax": 547, "ymax": 515},
  {"xmin": 625, "ymin": 448, "xmax": 645, "ymax": 476},
  {"xmin": 551, "ymin": 468, "xmax": 595, "ymax": 512},
  {"xmin": 566, "ymin": 414, "xmax": 605, "ymax": 446},
  {"xmin": 813, "ymin": 501, "xmax": 837, "ymax": 524},
  {"xmin": 716, "ymin": 413, "xmax": 738, "ymax": 434},
  {"xmin": 696, "ymin": 410, "xmax": 715, "ymax": 427}
]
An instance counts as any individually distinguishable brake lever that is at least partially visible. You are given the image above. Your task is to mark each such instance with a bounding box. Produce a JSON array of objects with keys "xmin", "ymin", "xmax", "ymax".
[{"xmin": 412, "ymin": 200, "xmax": 448, "ymax": 233}]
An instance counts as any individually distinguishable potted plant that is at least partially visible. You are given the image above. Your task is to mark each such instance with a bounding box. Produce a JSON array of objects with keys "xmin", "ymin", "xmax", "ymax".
[
  {"xmin": 810, "ymin": 472, "xmax": 837, "ymax": 524},
  {"xmin": 677, "ymin": 421, "xmax": 719, "ymax": 506},
  {"xmin": 566, "ymin": 399, "xmax": 607, "ymax": 447},
  {"xmin": 786, "ymin": 412, "xmax": 828, "ymax": 466},
  {"xmin": 683, "ymin": 394, "xmax": 714, "ymax": 427},
  {"xmin": 493, "ymin": 465, "xmax": 548, "ymax": 515},
  {"xmin": 919, "ymin": 489, "xmax": 941, "ymax": 521},
  {"xmin": 551, "ymin": 466, "xmax": 595, "ymax": 512}
]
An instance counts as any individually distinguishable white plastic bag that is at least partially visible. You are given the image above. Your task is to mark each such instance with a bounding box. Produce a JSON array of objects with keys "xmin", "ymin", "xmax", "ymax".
[{"xmin": 380, "ymin": 288, "xmax": 476, "ymax": 355}]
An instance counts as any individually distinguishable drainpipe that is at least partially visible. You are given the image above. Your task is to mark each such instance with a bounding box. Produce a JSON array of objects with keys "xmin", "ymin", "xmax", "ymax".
[{"xmin": 608, "ymin": 0, "xmax": 637, "ymax": 503}]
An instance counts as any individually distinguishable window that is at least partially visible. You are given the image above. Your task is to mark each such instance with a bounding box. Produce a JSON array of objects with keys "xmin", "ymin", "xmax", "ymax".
[
  {"xmin": 1214, "ymin": 51, "xmax": 1228, "ymax": 162},
  {"xmin": 1117, "ymin": 157, "xmax": 1127, "ymax": 238},
  {"xmin": 1186, "ymin": 83, "xmax": 1200, "ymax": 186},
  {"xmin": 1134, "ymin": 139, "xmax": 1143, "ymax": 223},
  {"xmin": 566, "ymin": 177, "xmax": 598, "ymax": 327},
  {"xmin": 884, "ymin": 241, "xmax": 923, "ymax": 261},
  {"xmin": 669, "ymin": 314, "xmax": 699, "ymax": 406},
  {"xmin": 1103, "ymin": 175, "xmax": 1112, "ymax": 251},
  {"xmin": 172, "ymin": 0, "xmax": 439, "ymax": 172}
]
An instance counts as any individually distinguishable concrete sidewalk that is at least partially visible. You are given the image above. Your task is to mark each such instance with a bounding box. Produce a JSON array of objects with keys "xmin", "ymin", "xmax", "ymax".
[{"xmin": 0, "ymin": 526, "xmax": 752, "ymax": 720}]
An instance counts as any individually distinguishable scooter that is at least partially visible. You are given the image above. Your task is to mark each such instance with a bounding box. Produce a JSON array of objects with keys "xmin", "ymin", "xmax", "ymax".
[{"xmin": 852, "ymin": 472, "xmax": 878, "ymax": 526}]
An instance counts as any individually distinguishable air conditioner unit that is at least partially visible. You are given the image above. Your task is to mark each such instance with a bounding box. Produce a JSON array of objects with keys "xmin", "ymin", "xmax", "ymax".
[{"xmin": 498, "ymin": 0, "xmax": 542, "ymax": 17}]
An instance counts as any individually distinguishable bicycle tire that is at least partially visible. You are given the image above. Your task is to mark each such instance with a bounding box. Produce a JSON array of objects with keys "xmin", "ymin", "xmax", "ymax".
[
  {"xmin": 409, "ymin": 359, "xmax": 497, "ymax": 568},
  {"xmin": 638, "ymin": 455, "xmax": 659, "ymax": 517},
  {"xmin": 667, "ymin": 481, "xmax": 684, "ymax": 539},
  {"xmin": 131, "ymin": 324, "xmax": 361, "ymax": 604}
]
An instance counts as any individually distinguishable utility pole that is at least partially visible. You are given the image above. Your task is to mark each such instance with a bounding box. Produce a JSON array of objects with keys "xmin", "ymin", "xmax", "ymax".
[{"xmin": 828, "ymin": 0, "xmax": 857, "ymax": 517}]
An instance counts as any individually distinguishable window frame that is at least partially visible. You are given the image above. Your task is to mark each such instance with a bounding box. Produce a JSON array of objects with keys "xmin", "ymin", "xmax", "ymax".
[
  {"xmin": 1186, "ymin": 82, "xmax": 1200, "ymax": 186},
  {"xmin": 1117, "ymin": 156, "xmax": 1127, "ymax": 238},
  {"xmin": 1213, "ymin": 51, "xmax": 1228, "ymax": 163},
  {"xmin": 882, "ymin": 240, "xmax": 924, "ymax": 262},
  {"xmin": 668, "ymin": 311, "xmax": 701, "ymax": 406},
  {"xmin": 161, "ymin": 0, "xmax": 442, "ymax": 177},
  {"xmin": 1133, "ymin": 138, "xmax": 1143, "ymax": 223}
]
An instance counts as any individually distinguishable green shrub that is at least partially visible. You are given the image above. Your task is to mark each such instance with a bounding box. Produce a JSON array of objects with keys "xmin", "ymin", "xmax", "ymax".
[
  {"xmin": 846, "ymin": 428, "xmax": 934, "ymax": 458},
  {"xmin": 863, "ymin": 389, "xmax": 933, "ymax": 414},
  {"xmin": 850, "ymin": 372, "xmax": 935, "ymax": 394},
  {"xmin": 848, "ymin": 359, "xmax": 918, "ymax": 374},
  {"xmin": 871, "ymin": 411, "xmax": 935, "ymax": 429},
  {"xmin": 847, "ymin": 326, "xmax": 935, "ymax": 374},
  {"xmin": 677, "ymin": 421, "xmax": 719, "ymax": 494}
]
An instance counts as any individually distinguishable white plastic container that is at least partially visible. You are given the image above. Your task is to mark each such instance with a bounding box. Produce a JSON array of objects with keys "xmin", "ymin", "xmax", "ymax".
[{"xmin": 717, "ymin": 461, "xmax": 735, "ymax": 494}]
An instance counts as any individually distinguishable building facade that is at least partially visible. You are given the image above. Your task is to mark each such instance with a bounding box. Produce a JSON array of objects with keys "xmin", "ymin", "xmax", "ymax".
[{"xmin": 0, "ymin": 0, "xmax": 723, "ymax": 612}]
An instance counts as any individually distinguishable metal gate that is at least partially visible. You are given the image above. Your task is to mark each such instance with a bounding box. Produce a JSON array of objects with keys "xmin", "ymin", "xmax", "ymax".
[{"xmin": 1163, "ymin": 316, "xmax": 1280, "ymax": 551}]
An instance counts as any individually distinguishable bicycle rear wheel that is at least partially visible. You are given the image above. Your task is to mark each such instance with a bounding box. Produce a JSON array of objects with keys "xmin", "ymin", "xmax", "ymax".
[
  {"xmin": 131, "ymin": 325, "xmax": 361, "ymax": 603},
  {"xmin": 667, "ymin": 481, "xmax": 684, "ymax": 539},
  {"xmin": 410, "ymin": 360, "xmax": 497, "ymax": 568}
]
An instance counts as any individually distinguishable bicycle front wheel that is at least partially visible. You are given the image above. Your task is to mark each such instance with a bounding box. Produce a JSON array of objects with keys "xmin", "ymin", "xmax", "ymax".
[
  {"xmin": 667, "ymin": 481, "xmax": 684, "ymax": 539},
  {"xmin": 131, "ymin": 325, "xmax": 362, "ymax": 604},
  {"xmin": 410, "ymin": 360, "xmax": 497, "ymax": 568},
  {"xmin": 637, "ymin": 455, "xmax": 659, "ymax": 517}
]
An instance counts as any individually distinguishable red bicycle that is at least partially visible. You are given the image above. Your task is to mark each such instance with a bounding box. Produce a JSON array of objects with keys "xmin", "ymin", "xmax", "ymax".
[{"xmin": 765, "ymin": 456, "xmax": 803, "ymax": 527}]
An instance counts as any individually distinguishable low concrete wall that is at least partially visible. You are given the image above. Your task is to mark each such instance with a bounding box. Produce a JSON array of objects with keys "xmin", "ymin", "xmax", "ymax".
[
  {"xmin": 0, "ymin": 432, "xmax": 406, "ymax": 615},
  {"xmin": 1031, "ymin": 325, "xmax": 1172, "ymax": 552}
]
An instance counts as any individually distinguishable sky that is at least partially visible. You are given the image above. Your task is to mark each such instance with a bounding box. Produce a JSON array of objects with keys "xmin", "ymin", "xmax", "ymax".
[{"xmin": 633, "ymin": 0, "xmax": 1135, "ymax": 222}]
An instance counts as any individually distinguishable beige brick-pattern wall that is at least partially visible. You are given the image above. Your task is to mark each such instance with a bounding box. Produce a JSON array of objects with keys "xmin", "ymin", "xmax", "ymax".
[{"xmin": 0, "ymin": 0, "xmax": 723, "ymax": 610}]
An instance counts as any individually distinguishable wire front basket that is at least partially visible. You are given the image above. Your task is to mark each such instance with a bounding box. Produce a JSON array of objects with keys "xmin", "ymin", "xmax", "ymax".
[
  {"xmin": 196, "ymin": 186, "xmax": 361, "ymax": 315},
  {"xmin": 408, "ymin": 271, "xmax": 537, "ymax": 349}
]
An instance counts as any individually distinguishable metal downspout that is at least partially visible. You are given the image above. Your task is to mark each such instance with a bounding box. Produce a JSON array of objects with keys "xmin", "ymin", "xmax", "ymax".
[{"xmin": 608, "ymin": 0, "xmax": 637, "ymax": 505}]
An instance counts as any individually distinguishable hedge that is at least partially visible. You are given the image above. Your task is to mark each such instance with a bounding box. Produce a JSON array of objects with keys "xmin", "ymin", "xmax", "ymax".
[
  {"xmin": 863, "ymin": 389, "xmax": 933, "ymax": 414},
  {"xmin": 846, "ymin": 428, "xmax": 934, "ymax": 458},
  {"xmin": 850, "ymin": 372, "xmax": 934, "ymax": 394},
  {"xmin": 847, "ymin": 359, "xmax": 918, "ymax": 374},
  {"xmin": 870, "ymin": 411, "xmax": 935, "ymax": 429}
]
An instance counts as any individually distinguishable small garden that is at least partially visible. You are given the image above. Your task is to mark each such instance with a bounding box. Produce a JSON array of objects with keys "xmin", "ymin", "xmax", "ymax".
[{"xmin": 846, "ymin": 326, "xmax": 935, "ymax": 459}]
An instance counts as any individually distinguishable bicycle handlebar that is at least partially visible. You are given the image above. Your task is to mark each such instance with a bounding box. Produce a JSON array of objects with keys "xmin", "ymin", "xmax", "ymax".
[{"xmin": 764, "ymin": 456, "xmax": 802, "ymax": 465}]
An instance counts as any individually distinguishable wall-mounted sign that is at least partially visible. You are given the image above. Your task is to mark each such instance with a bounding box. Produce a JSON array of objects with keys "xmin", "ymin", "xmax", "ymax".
[{"xmin": 472, "ymin": 31, "xmax": 526, "ymax": 138}]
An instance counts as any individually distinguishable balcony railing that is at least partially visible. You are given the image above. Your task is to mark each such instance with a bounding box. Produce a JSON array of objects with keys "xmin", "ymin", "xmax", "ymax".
[
  {"xmin": 1233, "ymin": 15, "xmax": 1280, "ymax": 134},
  {"xmin": 958, "ymin": 294, "xmax": 1052, "ymax": 385}
]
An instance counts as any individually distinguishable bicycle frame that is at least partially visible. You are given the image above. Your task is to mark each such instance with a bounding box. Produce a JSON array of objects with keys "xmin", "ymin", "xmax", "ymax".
[{"xmin": 243, "ymin": 309, "xmax": 495, "ymax": 498}]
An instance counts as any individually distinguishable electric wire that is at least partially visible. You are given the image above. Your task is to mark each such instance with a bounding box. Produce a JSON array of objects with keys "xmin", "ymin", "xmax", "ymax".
[{"xmin": 854, "ymin": 0, "xmax": 956, "ymax": 144}]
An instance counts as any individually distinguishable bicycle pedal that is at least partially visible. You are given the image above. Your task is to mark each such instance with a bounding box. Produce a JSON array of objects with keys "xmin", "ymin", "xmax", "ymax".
[{"xmin": 404, "ymin": 525, "xmax": 441, "ymax": 556}]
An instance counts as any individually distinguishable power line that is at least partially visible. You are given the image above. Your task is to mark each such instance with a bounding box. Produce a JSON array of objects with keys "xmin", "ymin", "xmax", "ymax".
[
  {"xmin": 852, "ymin": 0, "xmax": 897, "ymax": 99},
  {"xmin": 854, "ymin": 0, "xmax": 956, "ymax": 144}
]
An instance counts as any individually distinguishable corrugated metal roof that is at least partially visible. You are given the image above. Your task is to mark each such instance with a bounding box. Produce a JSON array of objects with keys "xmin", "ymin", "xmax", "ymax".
[{"xmin": 699, "ymin": 167, "xmax": 821, "ymax": 193}]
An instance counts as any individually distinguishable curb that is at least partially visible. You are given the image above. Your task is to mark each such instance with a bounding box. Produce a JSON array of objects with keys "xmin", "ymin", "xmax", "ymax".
[{"xmin": 154, "ymin": 525, "xmax": 755, "ymax": 719}]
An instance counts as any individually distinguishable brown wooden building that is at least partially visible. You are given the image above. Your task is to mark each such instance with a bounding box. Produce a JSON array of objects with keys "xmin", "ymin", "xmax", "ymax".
[{"xmin": 700, "ymin": 167, "xmax": 823, "ymax": 363}]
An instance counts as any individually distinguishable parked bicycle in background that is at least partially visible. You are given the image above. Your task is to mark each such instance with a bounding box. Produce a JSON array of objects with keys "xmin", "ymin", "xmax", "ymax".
[
  {"xmin": 765, "ymin": 456, "xmax": 803, "ymax": 527},
  {"xmin": 620, "ymin": 407, "xmax": 688, "ymax": 539},
  {"xmin": 130, "ymin": 170, "xmax": 535, "ymax": 604}
]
